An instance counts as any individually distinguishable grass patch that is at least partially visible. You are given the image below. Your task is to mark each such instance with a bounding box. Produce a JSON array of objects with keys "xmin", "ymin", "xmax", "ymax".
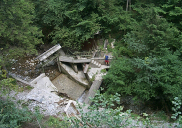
[
  {"xmin": 149, "ymin": 111, "xmax": 169, "ymax": 121},
  {"xmin": 25, "ymin": 85, "xmax": 34, "ymax": 90},
  {"xmin": 100, "ymin": 69, "xmax": 107, "ymax": 73},
  {"xmin": 131, "ymin": 113, "xmax": 140, "ymax": 119},
  {"xmin": 90, "ymin": 74, "xmax": 96, "ymax": 82}
]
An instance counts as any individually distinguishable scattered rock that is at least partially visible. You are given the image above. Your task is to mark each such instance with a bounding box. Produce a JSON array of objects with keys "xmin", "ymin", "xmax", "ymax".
[{"xmin": 24, "ymin": 71, "xmax": 29, "ymax": 76}]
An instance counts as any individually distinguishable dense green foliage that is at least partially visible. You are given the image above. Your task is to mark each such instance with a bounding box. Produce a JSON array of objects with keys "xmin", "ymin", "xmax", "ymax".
[
  {"xmin": 0, "ymin": 0, "xmax": 42, "ymax": 54},
  {"xmin": 104, "ymin": 3, "xmax": 182, "ymax": 106},
  {"xmin": 0, "ymin": 99, "xmax": 32, "ymax": 128},
  {"xmin": 0, "ymin": 0, "xmax": 43, "ymax": 70},
  {"xmin": 70, "ymin": 90, "xmax": 152, "ymax": 127},
  {"xmin": 104, "ymin": 4, "xmax": 182, "ymax": 103},
  {"xmin": 0, "ymin": 89, "xmax": 153, "ymax": 127},
  {"xmin": 1, "ymin": 0, "xmax": 182, "ymax": 126},
  {"xmin": 33, "ymin": 0, "xmax": 131, "ymax": 48}
]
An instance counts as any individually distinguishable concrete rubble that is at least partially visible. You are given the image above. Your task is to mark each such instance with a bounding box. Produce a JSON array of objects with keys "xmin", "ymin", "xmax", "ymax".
[
  {"xmin": 7, "ymin": 44, "xmax": 111, "ymax": 118},
  {"xmin": 27, "ymin": 73, "xmax": 82, "ymax": 116},
  {"xmin": 7, "ymin": 73, "xmax": 81, "ymax": 118}
]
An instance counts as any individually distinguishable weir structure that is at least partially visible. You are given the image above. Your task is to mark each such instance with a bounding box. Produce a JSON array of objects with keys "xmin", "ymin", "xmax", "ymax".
[{"xmin": 35, "ymin": 44, "xmax": 112, "ymax": 105}]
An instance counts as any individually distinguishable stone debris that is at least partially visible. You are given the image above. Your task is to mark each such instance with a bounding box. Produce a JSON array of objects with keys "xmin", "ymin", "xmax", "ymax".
[
  {"xmin": 64, "ymin": 100, "xmax": 80, "ymax": 115},
  {"xmin": 7, "ymin": 73, "xmax": 81, "ymax": 118},
  {"xmin": 27, "ymin": 89, "xmax": 60, "ymax": 104},
  {"xmin": 55, "ymin": 99, "xmax": 68, "ymax": 106},
  {"xmin": 8, "ymin": 56, "xmax": 41, "ymax": 82},
  {"xmin": 24, "ymin": 72, "xmax": 83, "ymax": 118},
  {"xmin": 27, "ymin": 73, "xmax": 59, "ymax": 103}
]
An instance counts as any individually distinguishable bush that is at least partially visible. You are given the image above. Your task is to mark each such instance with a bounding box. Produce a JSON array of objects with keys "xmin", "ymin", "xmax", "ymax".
[{"xmin": 0, "ymin": 99, "xmax": 32, "ymax": 128}]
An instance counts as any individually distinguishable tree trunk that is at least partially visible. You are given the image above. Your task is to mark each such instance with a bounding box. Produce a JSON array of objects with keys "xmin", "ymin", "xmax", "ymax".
[
  {"xmin": 129, "ymin": 0, "xmax": 131, "ymax": 11},
  {"xmin": 126, "ymin": 0, "xmax": 131, "ymax": 11},
  {"xmin": 126, "ymin": 0, "xmax": 129, "ymax": 11}
]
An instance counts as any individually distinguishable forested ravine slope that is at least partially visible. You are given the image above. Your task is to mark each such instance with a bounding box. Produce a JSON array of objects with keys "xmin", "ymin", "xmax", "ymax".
[{"xmin": 1, "ymin": 0, "xmax": 182, "ymax": 127}]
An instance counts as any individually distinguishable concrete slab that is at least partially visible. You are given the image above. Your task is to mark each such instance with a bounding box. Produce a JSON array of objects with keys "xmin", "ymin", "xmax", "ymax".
[
  {"xmin": 27, "ymin": 89, "xmax": 60, "ymax": 104},
  {"xmin": 26, "ymin": 74, "xmax": 63, "ymax": 115},
  {"xmin": 83, "ymin": 65, "xmax": 108, "ymax": 104},
  {"xmin": 52, "ymin": 74, "xmax": 86, "ymax": 100},
  {"xmin": 35, "ymin": 44, "xmax": 61, "ymax": 61},
  {"xmin": 59, "ymin": 56, "xmax": 91, "ymax": 63},
  {"xmin": 60, "ymin": 63, "xmax": 89, "ymax": 87}
]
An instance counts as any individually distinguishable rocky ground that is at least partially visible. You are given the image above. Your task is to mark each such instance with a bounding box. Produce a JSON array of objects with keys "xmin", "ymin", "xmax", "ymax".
[{"xmin": 9, "ymin": 56, "xmax": 60, "ymax": 82}]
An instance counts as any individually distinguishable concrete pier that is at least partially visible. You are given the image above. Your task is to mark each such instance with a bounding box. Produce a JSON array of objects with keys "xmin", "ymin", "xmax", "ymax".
[{"xmin": 84, "ymin": 80, "xmax": 103, "ymax": 104}]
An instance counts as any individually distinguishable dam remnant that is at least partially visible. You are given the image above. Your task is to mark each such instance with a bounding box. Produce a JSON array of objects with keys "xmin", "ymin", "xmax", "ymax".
[{"xmin": 35, "ymin": 44, "xmax": 112, "ymax": 104}]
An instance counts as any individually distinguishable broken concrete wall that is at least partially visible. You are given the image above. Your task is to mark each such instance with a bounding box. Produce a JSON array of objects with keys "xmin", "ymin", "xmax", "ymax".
[{"xmin": 58, "ymin": 62, "xmax": 90, "ymax": 89}]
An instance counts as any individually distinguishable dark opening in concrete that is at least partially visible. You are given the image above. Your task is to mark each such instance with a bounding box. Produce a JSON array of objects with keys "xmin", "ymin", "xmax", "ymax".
[{"xmin": 77, "ymin": 63, "xmax": 83, "ymax": 71}]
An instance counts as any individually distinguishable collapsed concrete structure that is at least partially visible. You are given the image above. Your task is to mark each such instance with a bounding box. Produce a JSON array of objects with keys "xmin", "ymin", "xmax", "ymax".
[
  {"xmin": 33, "ymin": 44, "xmax": 112, "ymax": 105},
  {"xmin": 6, "ymin": 44, "xmax": 112, "ymax": 121}
]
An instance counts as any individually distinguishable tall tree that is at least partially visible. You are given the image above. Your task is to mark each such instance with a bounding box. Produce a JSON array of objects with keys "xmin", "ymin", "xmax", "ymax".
[
  {"xmin": 104, "ymin": 5, "xmax": 182, "ymax": 105},
  {"xmin": 0, "ymin": 0, "xmax": 43, "ymax": 68},
  {"xmin": 33, "ymin": 0, "xmax": 132, "ymax": 49},
  {"xmin": 161, "ymin": 0, "xmax": 182, "ymax": 30}
]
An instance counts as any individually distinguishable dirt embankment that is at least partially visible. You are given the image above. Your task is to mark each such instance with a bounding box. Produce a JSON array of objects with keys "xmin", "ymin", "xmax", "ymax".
[{"xmin": 8, "ymin": 44, "xmax": 61, "ymax": 82}]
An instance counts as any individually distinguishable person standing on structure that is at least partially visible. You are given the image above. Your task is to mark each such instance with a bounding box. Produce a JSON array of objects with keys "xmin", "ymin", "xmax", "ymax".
[{"xmin": 105, "ymin": 54, "xmax": 109, "ymax": 66}]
